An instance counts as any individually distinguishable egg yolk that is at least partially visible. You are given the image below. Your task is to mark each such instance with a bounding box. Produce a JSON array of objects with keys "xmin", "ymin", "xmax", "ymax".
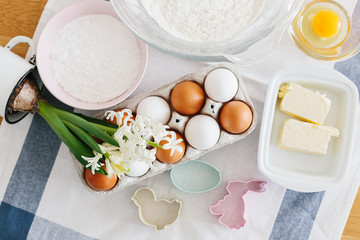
[{"xmin": 312, "ymin": 10, "xmax": 340, "ymax": 38}]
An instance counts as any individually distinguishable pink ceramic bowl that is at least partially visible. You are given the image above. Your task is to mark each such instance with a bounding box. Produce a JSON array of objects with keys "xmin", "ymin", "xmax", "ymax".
[{"xmin": 36, "ymin": 0, "xmax": 148, "ymax": 110}]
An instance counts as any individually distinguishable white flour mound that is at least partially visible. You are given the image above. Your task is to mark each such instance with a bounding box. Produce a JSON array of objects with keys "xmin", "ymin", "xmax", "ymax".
[
  {"xmin": 142, "ymin": 0, "xmax": 264, "ymax": 42},
  {"xmin": 50, "ymin": 15, "xmax": 141, "ymax": 103}
]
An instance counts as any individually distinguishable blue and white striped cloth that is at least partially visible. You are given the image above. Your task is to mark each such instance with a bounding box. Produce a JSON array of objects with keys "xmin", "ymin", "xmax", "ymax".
[{"xmin": 0, "ymin": 0, "xmax": 359, "ymax": 239}]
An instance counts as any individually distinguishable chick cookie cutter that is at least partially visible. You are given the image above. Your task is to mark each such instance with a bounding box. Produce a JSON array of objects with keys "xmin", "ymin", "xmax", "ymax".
[{"xmin": 132, "ymin": 187, "xmax": 182, "ymax": 230}]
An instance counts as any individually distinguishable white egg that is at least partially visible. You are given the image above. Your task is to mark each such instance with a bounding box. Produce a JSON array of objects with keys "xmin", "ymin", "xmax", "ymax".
[
  {"xmin": 136, "ymin": 96, "xmax": 171, "ymax": 124},
  {"xmin": 185, "ymin": 115, "xmax": 220, "ymax": 150},
  {"xmin": 125, "ymin": 161, "xmax": 150, "ymax": 177},
  {"xmin": 204, "ymin": 68, "xmax": 238, "ymax": 102}
]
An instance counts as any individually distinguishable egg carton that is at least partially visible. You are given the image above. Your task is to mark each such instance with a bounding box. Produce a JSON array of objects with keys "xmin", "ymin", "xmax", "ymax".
[{"xmin": 72, "ymin": 63, "xmax": 257, "ymax": 194}]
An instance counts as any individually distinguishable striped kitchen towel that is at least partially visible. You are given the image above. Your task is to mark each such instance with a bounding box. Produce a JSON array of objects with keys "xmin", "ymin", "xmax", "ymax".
[{"xmin": 0, "ymin": 0, "xmax": 359, "ymax": 239}]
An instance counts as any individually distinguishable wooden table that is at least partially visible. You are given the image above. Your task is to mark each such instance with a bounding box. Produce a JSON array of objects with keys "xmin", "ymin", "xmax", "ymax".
[{"xmin": 0, "ymin": 0, "xmax": 359, "ymax": 239}]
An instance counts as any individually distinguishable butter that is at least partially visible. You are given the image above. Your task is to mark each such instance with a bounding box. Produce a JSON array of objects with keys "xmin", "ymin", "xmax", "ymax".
[
  {"xmin": 279, "ymin": 83, "xmax": 331, "ymax": 125},
  {"xmin": 278, "ymin": 119, "xmax": 339, "ymax": 155}
]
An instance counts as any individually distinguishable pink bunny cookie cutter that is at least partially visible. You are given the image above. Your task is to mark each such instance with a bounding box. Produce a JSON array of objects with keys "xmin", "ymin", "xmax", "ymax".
[{"xmin": 209, "ymin": 180, "xmax": 267, "ymax": 229}]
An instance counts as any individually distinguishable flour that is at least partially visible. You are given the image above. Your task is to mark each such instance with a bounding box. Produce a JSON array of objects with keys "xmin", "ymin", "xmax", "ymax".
[
  {"xmin": 141, "ymin": 0, "xmax": 264, "ymax": 42},
  {"xmin": 50, "ymin": 15, "xmax": 141, "ymax": 103}
]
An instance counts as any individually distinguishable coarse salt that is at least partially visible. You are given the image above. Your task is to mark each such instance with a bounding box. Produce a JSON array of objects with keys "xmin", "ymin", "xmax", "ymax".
[
  {"xmin": 50, "ymin": 14, "xmax": 141, "ymax": 103},
  {"xmin": 141, "ymin": 0, "xmax": 264, "ymax": 42}
]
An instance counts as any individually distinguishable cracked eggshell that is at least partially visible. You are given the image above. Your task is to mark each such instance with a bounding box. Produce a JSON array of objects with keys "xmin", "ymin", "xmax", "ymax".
[
  {"xmin": 132, "ymin": 187, "xmax": 182, "ymax": 231},
  {"xmin": 170, "ymin": 159, "xmax": 221, "ymax": 193}
]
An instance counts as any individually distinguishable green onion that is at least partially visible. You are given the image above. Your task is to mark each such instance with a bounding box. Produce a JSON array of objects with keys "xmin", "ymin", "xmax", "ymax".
[
  {"xmin": 38, "ymin": 100, "xmax": 106, "ymax": 175},
  {"xmin": 63, "ymin": 120, "xmax": 102, "ymax": 154},
  {"xmin": 52, "ymin": 107, "xmax": 119, "ymax": 147},
  {"xmin": 74, "ymin": 113, "xmax": 118, "ymax": 128}
]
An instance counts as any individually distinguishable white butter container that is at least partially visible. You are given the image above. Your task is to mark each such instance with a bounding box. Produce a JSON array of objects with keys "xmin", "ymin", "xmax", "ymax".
[
  {"xmin": 258, "ymin": 66, "xmax": 358, "ymax": 192},
  {"xmin": 73, "ymin": 63, "xmax": 257, "ymax": 194}
]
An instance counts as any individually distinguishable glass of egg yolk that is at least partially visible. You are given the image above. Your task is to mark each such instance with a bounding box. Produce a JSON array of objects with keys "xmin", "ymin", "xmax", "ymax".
[{"xmin": 300, "ymin": 1, "xmax": 350, "ymax": 49}]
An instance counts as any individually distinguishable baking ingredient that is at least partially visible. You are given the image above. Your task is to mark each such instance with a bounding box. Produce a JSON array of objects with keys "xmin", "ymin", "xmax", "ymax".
[
  {"xmin": 156, "ymin": 131, "xmax": 186, "ymax": 164},
  {"xmin": 312, "ymin": 10, "xmax": 340, "ymax": 38},
  {"xmin": 204, "ymin": 68, "xmax": 238, "ymax": 102},
  {"xmin": 136, "ymin": 96, "xmax": 171, "ymax": 124},
  {"xmin": 278, "ymin": 83, "xmax": 331, "ymax": 125},
  {"xmin": 300, "ymin": 1, "xmax": 349, "ymax": 48},
  {"xmin": 278, "ymin": 119, "xmax": 339, "ymax": 155},
  {"xmin": 50, "ymin": 14, "xmax": 141, "ymax": 103},
  {"xmin": 185, "ymin": 115, "xmax": 220, "ymax": 150},
  {"xmin": 220, "ymin": 101, "xmax": 253, "ymax": 134},
  {"xmin": 171, "ymin": 81, "xmax": 205, "ymax": 115},
  {"xmin": 141, "ymin": 0, "xmax": 264, "ymax": 42},
  {"xmin": 125, "ymin": 161, "xmax": 150, "ymax": 177},
  {"xmin": 85, "ymin": 165, "xmax": 118, "ymax": 191}
]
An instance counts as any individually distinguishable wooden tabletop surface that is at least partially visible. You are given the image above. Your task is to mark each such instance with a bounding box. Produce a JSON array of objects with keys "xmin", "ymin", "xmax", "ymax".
[{"xmin": 0, "ymin": 0, "xmax": 359, "ymax": 239}]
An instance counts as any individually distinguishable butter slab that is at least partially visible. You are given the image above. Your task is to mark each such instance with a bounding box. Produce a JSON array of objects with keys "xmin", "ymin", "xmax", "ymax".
[
  {"xmin": 278, "ymin": 83, "xmax": 331, "ymax": 125},
  {"xmin": 278, "ymin": 119, "xmax": 339, "ymax": 155}
]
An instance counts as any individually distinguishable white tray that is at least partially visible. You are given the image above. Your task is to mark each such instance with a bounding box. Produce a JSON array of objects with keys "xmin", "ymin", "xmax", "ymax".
[{"xmin": 258, "ymin": 66, "xmax": 358, "ymax": 192}]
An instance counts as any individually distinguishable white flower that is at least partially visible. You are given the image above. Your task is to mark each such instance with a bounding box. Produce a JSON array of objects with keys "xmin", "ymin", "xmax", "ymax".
[
  {"xmin": 105, "ymin": 158, "xmax": 115, "ymax": 177},
  {"xmin": 82, "ymin": 151, "xmax": 104, "ymax": 174},
  {"xmin": 99, "ymin": 144, "xmax": 108, "ymax": 154},
  {"xmin": 105, "ymin": 109, "xmax": 134, "ymax": 126},
  {"xmin": 102, "ymin": 142, "xmax": 120, "ymax": 152},
  {"xmin": 151, "ymin": 121, "xmax": 170, "ymax": 143},
  {"xmin": 105, "ymin": 158, "xmax": 129, "ymax": 178},
  {"xmin": 162, "ymin": 131, "xmax": 184, "ymax": 156},
  {"xmin": 98, "ymin": 109, "xmax": 178, "ymax": 177}
]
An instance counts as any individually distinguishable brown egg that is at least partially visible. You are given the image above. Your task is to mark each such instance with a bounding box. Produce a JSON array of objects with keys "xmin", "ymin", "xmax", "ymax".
[
  {"xmin": 106, "ymin": 109, "xmax": 134, "ymax": 126},
  {"xmin": 219, "ymin": 101, "xmax": 253, "ymax": 134},
  {"xmin": 85, "ymin": 165, "xmax": 118, "ymax": 191},
  {"xmin": 170, "ymin": 81, "xmax": 205, "ymax": 115},
  {"xmin": 156, "ymin": 132, "xmax": 186, "ymax": 164}
]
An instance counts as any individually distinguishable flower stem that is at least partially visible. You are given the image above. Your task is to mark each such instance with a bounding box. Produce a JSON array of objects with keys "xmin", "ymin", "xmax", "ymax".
[{"xmin": 38, "ymin": 100, "xmax": 106, "ymax": 175}]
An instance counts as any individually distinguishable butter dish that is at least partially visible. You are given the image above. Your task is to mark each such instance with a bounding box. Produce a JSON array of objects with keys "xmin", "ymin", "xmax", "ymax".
[{"xmin": 258, "ymin": 66, "xmax": 358, "ymax": 192}]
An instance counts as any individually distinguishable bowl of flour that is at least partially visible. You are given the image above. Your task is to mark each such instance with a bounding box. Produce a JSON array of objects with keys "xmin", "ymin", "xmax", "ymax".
[
  {"xmin": 111, "ymin": 0, "xmax": 303, "ymax": 64},
  {"xmin": 37, "ymin": 0, "xmax": 147, "ymax": 110}
]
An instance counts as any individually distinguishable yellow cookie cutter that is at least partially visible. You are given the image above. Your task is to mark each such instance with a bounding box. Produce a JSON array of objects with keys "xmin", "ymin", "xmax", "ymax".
[{"xmin": 132, "ymin": 187, "xmax": 182, "ymax": 230}]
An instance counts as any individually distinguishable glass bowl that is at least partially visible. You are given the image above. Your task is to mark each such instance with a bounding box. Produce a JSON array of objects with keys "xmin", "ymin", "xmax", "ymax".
[
  {"xmin": 288, "ymin": 0, "xmax": 360, "ymax": 61},
  {"xmin": 110, "ymin": 0, "xmax": 303, "ymax": 65}
]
